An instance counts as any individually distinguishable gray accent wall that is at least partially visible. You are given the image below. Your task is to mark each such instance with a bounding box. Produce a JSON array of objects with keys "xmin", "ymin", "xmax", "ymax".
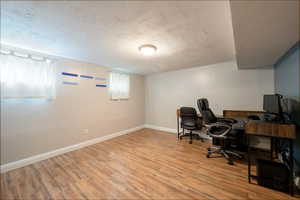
[{"xmin": 274, "ymin": 42, "xmax": 300, "ymax": 170}]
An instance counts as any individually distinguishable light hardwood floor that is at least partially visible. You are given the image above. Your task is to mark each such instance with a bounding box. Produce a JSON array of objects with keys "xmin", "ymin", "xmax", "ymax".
[{"xmin": 1, "ymin": 128, "xmax": 299, "ymax": 200}]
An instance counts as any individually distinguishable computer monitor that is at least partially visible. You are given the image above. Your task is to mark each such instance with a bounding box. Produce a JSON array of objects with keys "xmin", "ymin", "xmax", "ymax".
[{"xmin": 263, "ymin": 94, "xmax": 282, "ymax": 114}]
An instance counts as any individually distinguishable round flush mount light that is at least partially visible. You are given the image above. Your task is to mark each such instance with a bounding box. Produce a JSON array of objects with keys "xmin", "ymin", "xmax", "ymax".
[{"xmin": 139, "ymin": 44, "xmax": 157, "ymax": 56}]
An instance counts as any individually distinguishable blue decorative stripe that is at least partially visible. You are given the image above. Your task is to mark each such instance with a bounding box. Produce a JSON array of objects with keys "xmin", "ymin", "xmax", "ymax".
[
  {"xmin": 63, "ymin": 81, "xmax": 78, "ymax": 85},
  {"xmin": 95, "ymin": 77, "xmax": 106, "ymax": 81},
  {"xmin": 62, "ymin": 72, "xmax": 78, "ymax": 77},
  {"xmin": 96, "ymin": 84, "xmax": 107, "ymax": 87},
  {"xmin": 80, "ymin": 75, "xmax": 93, "ymax": 79}
]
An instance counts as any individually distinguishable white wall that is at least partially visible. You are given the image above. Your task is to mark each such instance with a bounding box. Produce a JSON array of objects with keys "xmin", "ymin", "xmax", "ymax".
[
  {"xmin": 145, "ymin": 61, "xmax": 274, "ymax": 129},
  {"xmin": 1, "ymin": 59, "xmax": 145, "ymax": 164},
  {"xmin": 1, "ymin": 59, "xmax": 275, "ymax": 165}
]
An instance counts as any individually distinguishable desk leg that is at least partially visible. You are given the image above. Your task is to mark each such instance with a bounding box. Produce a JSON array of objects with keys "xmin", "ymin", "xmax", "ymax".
[
  {"xmin": 247, "ymin": 135, "xmax": 251, "ymax": 183},
  {"xmin": 270, "ymin": 137, "xmax": 273, "ymax": 160},
  {"xmin": 177, "ymin": 115, "xmax": 180, "ymax": 139},
  {"xmin": 290, "ymin": 139, "xmax": 294, "ymax": 196},
  {"xmin": 275, "ymin": 138, "xmax": 279, "ymax": 159}
]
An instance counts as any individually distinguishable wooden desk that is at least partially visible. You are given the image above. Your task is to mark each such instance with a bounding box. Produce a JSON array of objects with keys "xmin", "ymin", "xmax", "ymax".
[
  {"xmin": 245, "ymin": 120, "xmax": 296, "ymax": 196},
  {"xmin": 223, "ymin": 110, "xmax": 265, "ymax": 118},
  {"xmin": 245, "ymin": 120, "xmax": 296, "ymax": 139}
]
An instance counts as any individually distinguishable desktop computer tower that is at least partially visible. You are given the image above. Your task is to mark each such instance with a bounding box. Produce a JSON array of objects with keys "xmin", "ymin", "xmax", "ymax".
[{"xmin": 256, "ymin": 159, "xmax": 290, "ymax": 192}]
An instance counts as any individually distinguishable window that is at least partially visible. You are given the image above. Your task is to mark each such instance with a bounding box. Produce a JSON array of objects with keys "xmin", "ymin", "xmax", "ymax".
[
  {"xmin": 0, "ymin": 53, "xmax": 56, "ymax": 99},
  {"xmin": 109, "ymin": 72, "xmax": 130, "ymax": 100}
]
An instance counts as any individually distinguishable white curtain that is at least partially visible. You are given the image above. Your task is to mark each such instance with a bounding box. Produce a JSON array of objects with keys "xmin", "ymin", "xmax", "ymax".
[
  {"xmin": 109, "ymin": 72, "xmax": 130, "ymax": 100},
  {"xmin": 0, "ymin": 54, "xmax": 56, "ymax": 99}
]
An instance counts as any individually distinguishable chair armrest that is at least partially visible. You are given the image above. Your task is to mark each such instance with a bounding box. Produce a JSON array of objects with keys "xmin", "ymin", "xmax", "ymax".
[
  {"xmin": 218, "ymin": 117, "xmax": 237, "ymax": 124},
  {"xmin": 206, "ymin": 122, "xmax": 232, "ymax": 138},
  {"xmin": 205, "ymin": 122, "xmax": 231, "ymax": 127}
]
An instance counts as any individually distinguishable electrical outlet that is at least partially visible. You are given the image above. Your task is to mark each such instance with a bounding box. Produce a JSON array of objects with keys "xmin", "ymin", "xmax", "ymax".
[{"xmin": 83, "ymin": 129, "xmax": 89, "ymax": 134}]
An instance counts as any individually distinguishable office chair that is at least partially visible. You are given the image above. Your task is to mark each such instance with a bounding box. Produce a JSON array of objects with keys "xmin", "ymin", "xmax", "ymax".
[
  {"xmin": 179, "ymin": 107, "xmax": 198, "ymax": 144},
  {"xmin": 197, "ymin": 98, "xmax": 237, "ymax": 124},
  {"xmin": 197, "ymin": 98, "xmax": 242, "ymax": 165}
]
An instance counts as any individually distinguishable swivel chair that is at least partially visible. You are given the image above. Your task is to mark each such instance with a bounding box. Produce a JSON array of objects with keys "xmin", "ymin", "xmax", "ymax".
[
  {"xmin": 179, "ymin": 107, "xmax": 198, "ymax": 144},
  {"xmin": 197, "ymin": 98, "xmax": 237, "ymax": 124},
  {"xmin": 197, "ymin": 98, "xmax": 242, "ymax": 165}
]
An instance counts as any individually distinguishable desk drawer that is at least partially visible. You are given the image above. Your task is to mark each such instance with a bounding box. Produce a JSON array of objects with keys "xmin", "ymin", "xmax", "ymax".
[{"xmin": 245, "ymin": 121, "xmax": 296, "ymax": 139}]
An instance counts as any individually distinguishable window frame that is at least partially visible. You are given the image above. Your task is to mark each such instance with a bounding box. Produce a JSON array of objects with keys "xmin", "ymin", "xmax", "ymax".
[{"xmin": 108, "ymin": 71, "xmax": 130, "ymax": 101}]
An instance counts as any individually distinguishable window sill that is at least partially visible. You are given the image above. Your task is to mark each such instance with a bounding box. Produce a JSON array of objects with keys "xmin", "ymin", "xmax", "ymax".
[{"xmin": 110, "ymin": 98, "xmax": 129, "ymax": 101}]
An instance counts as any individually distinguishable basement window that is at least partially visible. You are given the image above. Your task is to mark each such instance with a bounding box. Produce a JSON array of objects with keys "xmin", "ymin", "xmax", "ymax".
[
  {"xmin": 0, "ymin": 51, "xmax": 56, "ymax": 99},
  {"xmin": 109, "ymin": 72, "xmax": 130, "ymax": 100}
]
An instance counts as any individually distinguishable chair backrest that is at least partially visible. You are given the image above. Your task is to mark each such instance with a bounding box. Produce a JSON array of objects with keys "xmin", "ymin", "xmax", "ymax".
[
  {"xmin": 197, "ymin": 98, "xmax": 209, "ymax": 114},
  {"xmin": 197, "ymin": 98, "xmax": 218, "ymax": 124},
  {"xmin": 179, "ymin": 107, "xmax": 197, "ymax": 122}
]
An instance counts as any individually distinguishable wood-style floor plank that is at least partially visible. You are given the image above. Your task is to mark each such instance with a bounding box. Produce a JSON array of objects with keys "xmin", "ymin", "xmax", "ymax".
[{"xmin": 1, "ymin": 128, "xmax": 299, "ymax": 200}]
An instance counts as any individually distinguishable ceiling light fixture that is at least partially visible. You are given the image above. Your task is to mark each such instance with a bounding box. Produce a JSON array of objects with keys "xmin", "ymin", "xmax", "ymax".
[{"xmin": 139, "ymin": 44, "xmax": 157, "ymax": 56}]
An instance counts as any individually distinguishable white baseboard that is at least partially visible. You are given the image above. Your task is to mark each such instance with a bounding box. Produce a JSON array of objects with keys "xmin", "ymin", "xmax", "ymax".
[
  {"xmin": 144, "ymin": 124, "xmax": 177, "ymax": 133},
  {"xmin": 0, "ymin": 125, "xmax": 145, "ymax": 173},
  {"xmin": 144, "ymin": 124, "xmax": 211, "ymax": 140}
]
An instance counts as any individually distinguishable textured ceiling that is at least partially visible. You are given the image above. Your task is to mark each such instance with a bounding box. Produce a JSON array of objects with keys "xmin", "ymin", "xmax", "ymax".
[
  {"xmin": 1, "ymin": 1, "xmax": 299, "ymax": 74},
  {"xmin": 230, "ymin": 0, "xmax": 299, "ymax": 69},
  {"xmin": 1, "ymin": 1, "xmax": 235, "ymax": 74}
]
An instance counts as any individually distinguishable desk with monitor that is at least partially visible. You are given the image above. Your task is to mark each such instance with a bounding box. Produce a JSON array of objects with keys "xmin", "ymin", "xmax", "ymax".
[
  {"xmin": 245, "ymin": 120, "xmax": 296, "ymax": 195},
  {"xmin": 245, "ymin": 94, "xmax": 296, "ymax": 196},
  {"xmin": 177, "ymin": 93, "xmax": 297, "ymax": 195}
]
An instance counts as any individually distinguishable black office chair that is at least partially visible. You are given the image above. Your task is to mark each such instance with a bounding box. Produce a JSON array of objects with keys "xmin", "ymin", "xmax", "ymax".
[
  {"xmin": 197, "ymin": 98, "xmax": 237, "ymax": 124},
  {"xmin": 179, "ymin": 107, "xmax": 198, "ymax": 144},
  {"xmin": 197, "ymin": 98, "xmax": 241, "ymax": 165}
]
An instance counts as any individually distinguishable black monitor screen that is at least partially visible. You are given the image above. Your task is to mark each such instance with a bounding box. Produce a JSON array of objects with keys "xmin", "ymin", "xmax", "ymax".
[{"xmin": 263, "ymin": 94, "xmax": 281, "ymax": 114}]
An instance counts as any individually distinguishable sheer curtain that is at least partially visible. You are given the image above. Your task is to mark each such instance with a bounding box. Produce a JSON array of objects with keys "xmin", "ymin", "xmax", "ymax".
[
  {"xmin": 0, "ymin": 54, "xmax": 56, "ymax": 99},
  {"xmin": 109, "ymin": 72, "xmax": 130, "ymax": 100}
]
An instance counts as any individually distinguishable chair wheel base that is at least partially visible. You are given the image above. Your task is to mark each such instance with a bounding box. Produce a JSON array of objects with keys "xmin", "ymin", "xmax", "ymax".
[{"xmin": 228, "ymin": 161, "xmax": 234, "ymax": 165}]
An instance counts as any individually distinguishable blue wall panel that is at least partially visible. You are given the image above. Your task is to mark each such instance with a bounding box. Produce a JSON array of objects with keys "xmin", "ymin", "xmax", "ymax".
[
  {"xmin": 62, "ymin": 72, "xmax": 78, "ymax": 77},
  {"xmin": 63, "ymin": 81, "xmax": 79, "ymax": 85},
  {"xmin": 80, "ymin": 75, "xmax": 93, "ymax": 79},
  {"xmin": 96, "ymin": 84, "xmax": 107, "ymax": 87},
  {"xmin": 274, "ymin": 41, "xmax": 300, "ymax": 172}
]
